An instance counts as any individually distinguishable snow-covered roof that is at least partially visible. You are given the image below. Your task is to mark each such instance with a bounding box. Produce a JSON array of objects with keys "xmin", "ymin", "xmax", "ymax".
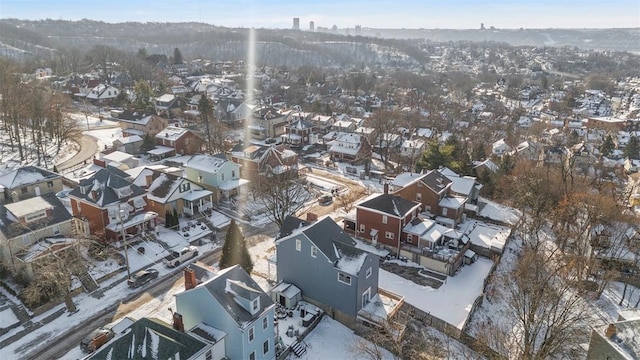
[
  {"xmin": 186, "ymin": 154, "xmax": 229, "ymax": 173},
  {"xmin": 156, "ymin": 126, "xmax": 189, "ymax": 141}
]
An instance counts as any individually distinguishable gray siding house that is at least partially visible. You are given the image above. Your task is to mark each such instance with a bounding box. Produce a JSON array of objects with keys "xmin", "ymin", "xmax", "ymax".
[
  {"xmin": 176, "ymin": 265, "xmax": 276, "ymax": 360},
  {"xmin": 275, "ymin": 217, "xmax": 380, "ymax": 327}
]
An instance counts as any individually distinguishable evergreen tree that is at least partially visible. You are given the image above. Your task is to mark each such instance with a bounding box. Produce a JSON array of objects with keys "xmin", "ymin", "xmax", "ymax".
[
  {"xmin": 52, "ymin": 165, "xmax": 58, "ymax": 173},
  {"xmin": 172, "ymin": 208, "xmax": 179, "ymax": 228},
  {"xmin": 165, "ymin": 210, "xmax": 173, "ymax": 228},
  {"xmin": 219, "ymin": 220, "xmax": 253, "ymax": 274},
  {"xmin": 600, "ymin": 134, "xmax": 615, "ymax": 157},
  {"xmin": 624, "ymin": 136, "xmax": 640, "ymax": 160},
  {"xmin": 140, "ymin": 134, "xmax": 156, "ymax": 152},
  {"xmin": 173, "ymin": 47, "xmax": 183, "ymax": 65}
]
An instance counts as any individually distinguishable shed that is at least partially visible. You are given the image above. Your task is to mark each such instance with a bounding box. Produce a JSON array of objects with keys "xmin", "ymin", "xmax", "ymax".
[{"xmin": 271, "ymin": 282, "xmax": 302, "ymax": 309}]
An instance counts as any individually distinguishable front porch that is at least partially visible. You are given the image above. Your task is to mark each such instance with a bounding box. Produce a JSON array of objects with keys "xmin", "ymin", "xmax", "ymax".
[
  {"xmin": 105, "ymin": 211, "xmax": 159, "ymax": 243},
  {"xmin": 181, "ymin": 189, "xmax": 214, "ymax": 217}
]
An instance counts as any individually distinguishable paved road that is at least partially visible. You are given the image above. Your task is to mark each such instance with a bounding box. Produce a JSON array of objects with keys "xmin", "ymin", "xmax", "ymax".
[
  {"xmin": 24, "ymin": 229, "xmax": 278, "ymax": 360},
  {"xmin": 55, "ymin": 134, "xmax": 98, "ymax": 172}
]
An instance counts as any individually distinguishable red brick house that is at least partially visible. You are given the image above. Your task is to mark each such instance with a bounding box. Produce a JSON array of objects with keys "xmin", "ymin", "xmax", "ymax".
[
  {"xmin": 391, "ymin": 170, "xmax": 466, "ymax": 227},
  {"xmin": 355, "ymin": 184, "xmax": 421, "ymax": 254},
  {"xmin": 151, "ymin": 126, "xmax": 204, "ymax": 159},
  {"xmin": 67, "ymin": 167, "xmax": 158, "ymax": 242},
  {"xmin": 283, "ymin": 118, "xmax": 315, "ymax": 148}
]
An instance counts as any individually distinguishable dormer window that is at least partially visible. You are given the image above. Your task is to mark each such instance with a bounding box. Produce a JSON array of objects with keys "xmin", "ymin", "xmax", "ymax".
[{"xmin": 252, "ymin": 298, "xmax": 259, "ymax": 312}]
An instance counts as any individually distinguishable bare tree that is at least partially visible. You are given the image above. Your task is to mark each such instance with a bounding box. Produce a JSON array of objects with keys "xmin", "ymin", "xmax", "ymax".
[
  {"xmin": 253, "ymin": 171, "xmax": 313, "ymax": 226},
  {"xmin": 478, "ymin": 247, "xmax": 591, "ymax": 359},
  {"xmin": 21, "ymin": 240, "xmax": 88, "ymax": 313}
]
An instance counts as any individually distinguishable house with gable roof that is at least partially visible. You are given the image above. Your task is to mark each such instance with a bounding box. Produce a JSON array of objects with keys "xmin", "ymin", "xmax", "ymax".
[
  {"xmin": 133, "ymin": 168, "xmax": 213, "ymax": 221},
  {"xmin": 0, "ymin": 193, "xmax": 74, "ymax": 278},
  {"xmin": 116, "ymin": 113, "xmax": 169, "ymax": 138},
  {"xmin": 275, "ymin": 217, "xmax": 398, "ymax": 328},
  {"xmin": 392, "ymin": 170, "xmax": 466, "ymax": 228},
  {"xmin": 85, "ymin": 83, "xmax": 120, "ymax": 105},
  {"xmin": 87, "ymin": 317, "xmax": 224, "ymax": 360},
  {"xmin": 354, "ymin": 185, "xmax": 421, "ymax": 252},
  {"xmin": 151, "ymin": 125, "xmax": 204, "ymax": 159},
  {"xmin": 67, "ymin": 167, "xmax": 158, "ymax": 242},
  {"xmin": 154, "ymin": 93, "xmax": 186, "ymax": 117},
  {"xmin": 185, "ymin": 154, "xmax": 248, "ymax": 203},
  {"xmin": 176, "ymin": 265, "xmax": 276, "ymax": 360},
  {"xmin": 329, "ymin": 132, "xmax": 372, "ymax": 164},
  {"xmin": 229, "ymin": 144, "xmax": 298, "ymax": 182},
  {"xmin": 0, "ymin": 165, "xmax": 63, "ymax": 204}
]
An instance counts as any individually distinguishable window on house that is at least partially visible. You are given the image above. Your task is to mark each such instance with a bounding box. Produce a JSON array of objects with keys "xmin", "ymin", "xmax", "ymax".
[
  {"xmin": 248, "ymin": 327, "xmax": 255, "ymax": 342},
  {"xmin": 181, "ymin": 182, "xmax": 190, "ymax": 192},
  {"xmin": 21, "ymin": 187, "xmax": 28, "ymax": 194},
  {"xmin": 366, "ymin": 267, "xmax": 372, "ymax": 279},
  {"xmin": 338, "ymin": 273, "xmax": 351, "ymax": 285},
  {"xmin": 205, "ymin": 350, "xmax": 212, "ymax": 360},
  {"xmin": 249, "ymin": 352, "xmax": 255, "ymax": 360},
  {"xmin": 359, "ymin": 224, "xmax": 365, "ymax": 233},
  {"xmin": 53, "ymin": 225, "xmax": 60, "ymax": 235},
  {"xmin": 252, "ymin": 299, "xmax": 259, "ymax": 312},
  {"xmin": 407, "ymin": 234, "xmax": 413, "ymax": 243},
  {"xmin": 416, "ymin": 192, "xmax": 422, "ymax": 201},
  {"xmin": 311, "ymin": 246, "xmax": 317, "ymax": 258},
  {"xmin": 262, "ymin": 316, "xmax": 268, "ymax": 330},
  {"xmin": 385, "ymin": 231, "xmax": 394, "ymax": 240},
  {"xmin": 47, "ymin": 181, "xmax": 54, "ymax": 188},
  {"xmin": 382, "ymin": 215, "xmax": 388, "ymax": 224},
  {"xmin": 442, "ymin": 208, "xmax": 448, "ymax": 216},
  {"xmin": 296, "ymin": 239, "xmax": 301, "ymax": 251},
  {"xmin": 263, "ymin": 340, "xmax": 270, "ymax": 355},
  {"xmin": 232, "ymin": 170, "xmax": 236, "ymax": 178}
]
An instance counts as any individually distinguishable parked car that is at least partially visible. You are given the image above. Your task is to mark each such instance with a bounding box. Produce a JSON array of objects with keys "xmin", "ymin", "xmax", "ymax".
[
  {"xmin": 127, "ymin": 268, "xmax": 159, "ymax": 288},
  {"xmin": 163, "ymin": 246, "xmax": 199, "ymax": 267},
  {"xmin": 80, "ymin": 326, "xmax": 115, "ymax": 353},
  {"xmin": 318, "ymin": 194, "xmax": 333, "ymax": 206}
]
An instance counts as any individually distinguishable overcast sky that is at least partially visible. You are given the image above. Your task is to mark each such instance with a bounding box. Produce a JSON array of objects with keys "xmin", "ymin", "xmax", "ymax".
[{"xmin": 1, "ymin": 0, "xmax": 638, "ymax": 29}]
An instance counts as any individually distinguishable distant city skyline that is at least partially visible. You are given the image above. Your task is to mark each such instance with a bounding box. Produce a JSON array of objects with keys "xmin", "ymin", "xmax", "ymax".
[{"xmin": 1, "ymin": 0, "xmax": 638, "ymax": 29}]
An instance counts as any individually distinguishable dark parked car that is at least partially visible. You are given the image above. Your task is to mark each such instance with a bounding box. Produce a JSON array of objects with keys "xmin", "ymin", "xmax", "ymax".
[
  {"xmin": 318, "ymin": 194, "xmax": 333, "ymax": 206},
  {"xmin": 80, "ymin": 326, "xmax": 114, "ymax": 353},
  {"xmin": 127, "ymin": 268, "xmax": 159, "ymax": 288}
]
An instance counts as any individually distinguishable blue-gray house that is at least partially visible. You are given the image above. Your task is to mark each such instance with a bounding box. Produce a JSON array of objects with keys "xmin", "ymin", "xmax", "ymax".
[
  {"xmin": 176, "ymin": 265, "xmax": 276, "ymax": 360},
  {"xmin": 275, "ymin": 217, "xmax": 380, "ymax": 327}
]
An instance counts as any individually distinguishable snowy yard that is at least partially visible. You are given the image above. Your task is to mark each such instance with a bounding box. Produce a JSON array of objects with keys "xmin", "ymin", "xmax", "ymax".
[
  {"xmin": 380, "ymin": 258, "xmax": 494, "ymax": 330},
  {"xmin": 0, "ymin": 307, "xmax": 19, "ymax": 329}
]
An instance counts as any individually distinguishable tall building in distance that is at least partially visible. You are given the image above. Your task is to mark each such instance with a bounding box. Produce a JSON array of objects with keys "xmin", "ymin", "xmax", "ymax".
[
  {"xmin": 309, "ymin": 21, "xmax": 315, "ymax": 32},
  {"xmin": 293, "ymin": 17, "xmax": 300, "ymax": 30}
]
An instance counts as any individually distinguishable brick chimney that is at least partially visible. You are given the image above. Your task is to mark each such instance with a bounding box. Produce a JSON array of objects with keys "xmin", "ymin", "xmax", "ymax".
[
  {"xmin": 172, "ymin": 312, "xmax": 185, "ymax": 332},
  {"xmin": 605, "ymin": 323, "xmax": 616, "ymax": 338},
  {"xmin": 90, "ymin": 190, "xmax": 98, "ymax": 201},
  {"xmin": 306, "ymin": 212, "xmax": 318, "ymax": 222},
  {"xmin": 184, "ymin": 267, "xmax": 196, "ymax": 290},
  {"xmin": 383, "ymin": 182, "xmax": 389, "ymax": 194}
]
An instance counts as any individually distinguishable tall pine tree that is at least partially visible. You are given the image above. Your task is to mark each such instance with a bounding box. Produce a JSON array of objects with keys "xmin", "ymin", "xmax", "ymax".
[{"xmin": 219, "ymin": 220, "xmax": 253, "ymax": 274}]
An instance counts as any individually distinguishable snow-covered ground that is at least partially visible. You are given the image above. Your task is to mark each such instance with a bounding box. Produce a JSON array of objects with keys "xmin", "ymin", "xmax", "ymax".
[
  {"xmin": 289, "ymin": 316, "xmax": 394, "ymax": 360},
  {"xmin": 380, "ymin": 257, "xmax": 494, "ymax": 330},
  {"xmin": 0, "ymin": 307, "xmax": 19, "ymax": 329}
]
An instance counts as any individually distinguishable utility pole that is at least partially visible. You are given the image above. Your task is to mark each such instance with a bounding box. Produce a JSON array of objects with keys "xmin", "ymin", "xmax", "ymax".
[{"xmin": 118, "ymin": 208, "xmax": 131, "ymax": 278}]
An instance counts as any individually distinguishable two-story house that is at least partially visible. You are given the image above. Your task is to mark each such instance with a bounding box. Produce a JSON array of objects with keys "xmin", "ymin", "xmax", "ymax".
[
  {"xmin": 85, "ymin": 83, "xmax": 120, "ymax": 105},
  {"xmin": 152, "ymin": 126, "xmax": 204, "ymax": 159},
  {"xmin": 355, "ymin": 185, "xmax": 421, "ymax": 253},
  {"xmin": 88, "ymin": 317, "xmax": 224, "ymax": 360},
  {"xmin": 116, "ymin": 113, "xmax": 169, "ymax": 138},
  {"xmin": 249, "ymin": 107, "xmax": 288, "ymax": 140},
  {"xmin": 67, "ymin": 167, "xmax": 157, "ymax": 242},
  {"xmin": 328, "ymin": 132, "xmax": 372, "ymax": 164},
  {"xmin": 185, "ymin": 154, "xmax": 248, "ymax": 203},
  {"xmin": 176, "ymin": 265, "xmax": 276, "ymax": 360},
  {"xmin": 392, "ymin": 170, "xmax": 466, "ymax": 227},
  {"xmin": 0, "ymin": 193, "xmax": 73, "ymax": 278},
  {"xmin": 154, "ymin": 94, "xmax": 186, "ymax": 117},
  {"xmin": 0, "ymin": 166, "xmax": 63, "ymax": 204},
  {"xmin": 229, "ymin": 144, "xmax": 298, "ymax": 182},
  {"xmin": 276, "ymin": 217, "xmax": 380, "ymax": 327},
  {"xmin": 133, "ymin": 168, "xmax": 214, "ymax": 221},
  {"xmin": 283, "ymin": 118, "xmax": 315, "ymax": 148}
]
